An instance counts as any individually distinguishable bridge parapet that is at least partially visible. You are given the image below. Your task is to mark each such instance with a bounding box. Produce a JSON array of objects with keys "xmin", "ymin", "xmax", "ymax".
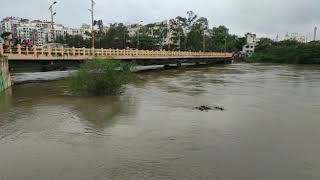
[{"xmin": 0, "ymin": 44, "xmax": 233, "ymax": 60}]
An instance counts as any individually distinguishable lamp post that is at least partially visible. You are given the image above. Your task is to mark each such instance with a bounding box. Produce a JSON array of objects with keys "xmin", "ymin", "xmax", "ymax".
[
  {"xmin": 137, "ymin": 21, "xmax": 143, "ymax": 49},
  {"xmin": 203, "ymin": 29, "xmax": 206, "ymax": 52},
  {"xmin": 224, "ymin": 36, "xmax": 227, "ymax": 53},
  {"xmin": 49, "ymin": 1, "xmax": 57, "ymax": 43},
  {"xmin": 88, "ymin": 0, "xmax": 96, "ymax": 49}
]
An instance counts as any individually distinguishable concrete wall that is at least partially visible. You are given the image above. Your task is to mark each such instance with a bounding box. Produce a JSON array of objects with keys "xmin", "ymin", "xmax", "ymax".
[{"xmin": 0, "ymin": 56, "xmax": 12, "ymax": 92}]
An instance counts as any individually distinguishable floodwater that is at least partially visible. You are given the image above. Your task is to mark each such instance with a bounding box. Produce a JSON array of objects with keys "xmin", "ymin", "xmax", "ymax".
[{"xmin": 0, "ymin": 64, "xmax": 320, "ymax": 180}]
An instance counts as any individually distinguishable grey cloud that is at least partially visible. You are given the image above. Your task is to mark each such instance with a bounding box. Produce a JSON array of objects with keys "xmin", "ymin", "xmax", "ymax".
[{"xmin": 1, "ymin": 0, "xmax": 319, "ymax": 40}]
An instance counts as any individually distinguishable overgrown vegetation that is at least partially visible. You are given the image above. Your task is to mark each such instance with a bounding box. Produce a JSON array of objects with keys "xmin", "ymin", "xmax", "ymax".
[
  {"xmin": 250, "ymin": 40, "xmax": 320, "ymax": 64},
  {"xmin": 67, "ymin": 59, "xmax": 135, "ymax": 96}
]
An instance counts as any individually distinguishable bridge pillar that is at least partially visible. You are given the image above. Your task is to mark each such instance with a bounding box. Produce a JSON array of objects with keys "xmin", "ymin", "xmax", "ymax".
[
  {"xmin": 0, "ymin": 44, "xmax": 3, "ymax": 55},
  {"xmin": 0, "ymin": 56, "xmax": 11, "ymax": 92}
]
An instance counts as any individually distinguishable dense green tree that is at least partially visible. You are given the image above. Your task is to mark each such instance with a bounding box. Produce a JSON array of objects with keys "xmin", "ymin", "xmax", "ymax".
[
  {"xmin": 56, "ymin": 11, "xmax": 246, "ymax": 52},
  {"xmin": 251, "ymin": 40, "xmax": 320, "ymax": 64}
]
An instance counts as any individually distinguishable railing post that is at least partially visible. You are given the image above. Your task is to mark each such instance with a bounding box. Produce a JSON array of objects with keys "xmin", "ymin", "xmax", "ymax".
[
  {"xmin": 91, "ymin": 48, "xmax": 95, "ymax": 56},
  {"xmin": 61, "ymin": 47, "xmax": 64, "ymax": 57},
  {"xmin": 0, "ymin": 44, "xmax": 3, "ymax": 55},
  {"xmin": 82, "ymin": 48, "xmax": 86, "ymax": 56},
  {"xmin": 54, "ymin": 48, "xmax": 57, "ymax": 56},
  {"xmin": 26, "ymin": 47, "xmax": 29, "ymax": 56},
  {"xmin": 47, "ymin": 47, "xmax": 51, "ymax": 56},
  {"xmin": 72, "ymin": 47, "xmax": 76, "ymax": 56},
  {"xmin": 17, "ymin": 44, "xmax": 21, "ymax": 55},
  {"xmin": 41, "ymin": 47, "xmax": 44, "ymax": 55},
  {"xmin": 116, "ymin": 49, "xmax": 119, "ymax": 56},
  {"xmin": 33, "ymin": 45, "xmax": 37, "ymax": 56}
]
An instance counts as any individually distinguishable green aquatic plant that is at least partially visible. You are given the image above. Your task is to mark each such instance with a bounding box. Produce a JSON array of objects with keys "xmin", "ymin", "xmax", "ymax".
[{"xmin": 67, "ymin": 59, "xmax": 135, "ymax": 96}]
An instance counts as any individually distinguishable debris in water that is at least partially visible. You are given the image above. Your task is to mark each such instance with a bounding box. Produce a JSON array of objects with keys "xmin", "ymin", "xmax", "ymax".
[
  {"xmin": 214, "ymin": 106, "xmax": 225, "ymax": 111},
  {"xmin": 195, "ymin": 105, "xmax": 212, "ymax": 111},
  {"xmin": 195, "ymin": 105, "xmax": 225, "ymax": 112}
]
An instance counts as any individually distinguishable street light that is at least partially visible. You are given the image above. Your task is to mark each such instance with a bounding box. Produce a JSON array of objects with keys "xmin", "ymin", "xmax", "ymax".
[
  {"xmin": 137, "ymin": 21, "xmax": 143, "ymax": 49},
  {"xmin": 203, "ymin": 29, "xmax": 206, "ymax": 52},
  {"xmin": 88, "ymin": 0, "xmax": 96, "ymax": 48},
  {"xmin": 49, "ymin": 1, "xmax": 58, "ymax": 43}
]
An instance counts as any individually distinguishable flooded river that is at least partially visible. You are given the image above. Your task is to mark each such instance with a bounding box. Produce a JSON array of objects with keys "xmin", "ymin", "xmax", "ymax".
[{"xmin": 0, "ymin": 64, "xmax": 320, "ymax": 180}]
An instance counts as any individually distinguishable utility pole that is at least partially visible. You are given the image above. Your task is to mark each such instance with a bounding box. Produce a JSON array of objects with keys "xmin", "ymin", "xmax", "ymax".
[
  {"xmin": 178, "ymin": 32, "xmax": 181, "ymax": 51},
  {"xmin": 137, "ymin": 21, "xmax": 143, "ymax": 49},
  {"xmin": 203, "ymin": 29, "xmax": 206, "ymax": 52},
  {"xmin": 49, "ymin": 1, "xmax": 57, "ymax": 43},
  {"xmin": 314, "ymin": 27, "xmax": 318, "ymax": 41},
  {"xmin": 89, "ymin": 0, "xmax": 96, "ymax": 49},
  {"xmin": 224, "ymin": 37, "xmax": 227, "ymax": 53}
]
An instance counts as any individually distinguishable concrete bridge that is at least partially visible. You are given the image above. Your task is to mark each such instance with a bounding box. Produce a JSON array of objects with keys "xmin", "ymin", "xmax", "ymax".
[{"xmin": 1, "ymin": 44, "xmax": 233, "ymax": 72}]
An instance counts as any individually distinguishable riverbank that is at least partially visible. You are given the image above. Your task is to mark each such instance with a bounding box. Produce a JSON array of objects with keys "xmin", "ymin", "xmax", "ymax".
[
  {"xmin": 0, "ymin": 56, "xmax": 11, "ymax": 92},
  {"xmin": 249, "ymin": 40, "xmax": 320, "ymax": 64}
]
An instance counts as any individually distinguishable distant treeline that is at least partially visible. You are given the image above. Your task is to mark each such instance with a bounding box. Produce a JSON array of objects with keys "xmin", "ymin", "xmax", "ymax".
[
  {"xmin": 56, "ymin": 11, "xmax": 246, "ymax": 52},
  {"xmin": 250, "ymin": 39, "xmax": 320, "ymax": 64}
]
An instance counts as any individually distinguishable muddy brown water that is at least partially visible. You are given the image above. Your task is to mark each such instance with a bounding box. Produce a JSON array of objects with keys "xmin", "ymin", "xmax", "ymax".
[{"xmin": 1, "ymin": 64, "xmax": 320, "ymax": 180}]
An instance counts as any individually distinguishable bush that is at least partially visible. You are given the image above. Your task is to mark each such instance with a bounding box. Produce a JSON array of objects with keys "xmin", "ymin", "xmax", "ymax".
[
  {"xmin": 250, "ymin": 40, "xmax": 320, "ymax": 64},
  {"xmin": 67, "ymin": 59, "xmax": 135, "ymax": 96}
]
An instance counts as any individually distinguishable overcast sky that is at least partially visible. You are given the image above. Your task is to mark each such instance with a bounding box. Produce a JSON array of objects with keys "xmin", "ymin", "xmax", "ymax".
[{"xmin": 1, "ymin": 0, "xmax": 319, "ymax": 40}]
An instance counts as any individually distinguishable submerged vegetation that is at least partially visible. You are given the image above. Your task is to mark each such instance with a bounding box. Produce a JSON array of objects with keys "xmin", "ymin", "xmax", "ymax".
[
  {"xmin": 67, "ymin": 59, "xmax": 135, "ymax": 96},
  {"xmin": 250, "ymin": 40, "xmax": 320, "ymax": 64}
]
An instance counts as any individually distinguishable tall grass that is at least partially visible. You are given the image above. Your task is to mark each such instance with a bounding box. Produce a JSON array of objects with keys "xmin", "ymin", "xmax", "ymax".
[{"xmin": 67, "ymin": 59, "xmax": 135, "ymax": 96}]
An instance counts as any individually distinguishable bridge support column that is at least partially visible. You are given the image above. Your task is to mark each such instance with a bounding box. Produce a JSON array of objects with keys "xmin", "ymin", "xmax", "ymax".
[
  {"xmin": 0, "ymin": 44, "xmax": 3, "ymax": 56},
  {"xmin": 177, "ymin": 61, "xmax": 182, "ymax": 68},
  {"xmin": 0, "ymin": 56, "xmax": 12, "ymax": 92}
]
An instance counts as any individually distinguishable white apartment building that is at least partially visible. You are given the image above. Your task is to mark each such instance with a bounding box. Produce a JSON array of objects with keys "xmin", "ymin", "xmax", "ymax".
[
  {"xmin": 17, "ymin": 26, "xmax": 49, "ymax": 45},
  {"xmin": 242, "ymin": 33, "xmax": 260, "ymax": 54},
  {"xmin": 80, "ymin": 23, "xmax": 91, "ymax": 39},
  {"xmin": 1, "ymin": 17, "xmax": 82, "ymax": 46},
  {"xmin": 0, "ymin": 17, "xmax": 21, "ymax": 36},
  {"xmin": 284, "ymin": 33, "xmax": 306, "ymax": 43}
]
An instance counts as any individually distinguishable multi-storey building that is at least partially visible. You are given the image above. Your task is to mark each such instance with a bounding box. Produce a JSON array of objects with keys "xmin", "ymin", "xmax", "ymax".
[
  {"xmin": 1, "ymin": 17, "xmax": 81, "ymax": 46},
  {"xmin": 284, "ymin": 33, "xmax": 306, "ymax": 43},
  {"xmin": 242, "ymin": 33, "xmax": 260, "ymax": 54}
]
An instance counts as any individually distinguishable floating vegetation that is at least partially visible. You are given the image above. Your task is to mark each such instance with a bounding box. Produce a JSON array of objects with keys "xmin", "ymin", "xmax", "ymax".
[{"xmin": 195, "ymin": 105, "xmax": 225, "ymax": 112}]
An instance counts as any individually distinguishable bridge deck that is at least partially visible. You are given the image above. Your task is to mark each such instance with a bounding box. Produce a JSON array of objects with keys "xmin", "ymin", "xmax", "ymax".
[{"xmin": 1, "ymin": 44, "xmax": 233, "ymax": 61}]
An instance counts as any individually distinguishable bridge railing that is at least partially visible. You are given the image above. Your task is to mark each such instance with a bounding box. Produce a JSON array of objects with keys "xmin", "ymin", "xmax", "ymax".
[{"xmin": 0, "ymin": 44, "xmax": 232, "ymax": 58}]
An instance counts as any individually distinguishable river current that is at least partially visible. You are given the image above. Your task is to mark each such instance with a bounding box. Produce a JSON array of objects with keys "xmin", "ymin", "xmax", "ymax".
[{"xmin": 0, "ymin": 64, "xmax": 320, "ymax": 180}]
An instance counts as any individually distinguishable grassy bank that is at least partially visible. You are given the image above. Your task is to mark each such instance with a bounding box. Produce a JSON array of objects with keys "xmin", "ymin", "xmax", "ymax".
[{"xmin": 250, "ymin": 40, "xmax": 320, "ymax": 64}]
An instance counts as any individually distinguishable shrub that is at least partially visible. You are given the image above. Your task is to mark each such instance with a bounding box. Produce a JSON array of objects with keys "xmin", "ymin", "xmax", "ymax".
[{"xmin": 67, "ymin": 59, "xmax": 135, "ymax": 96}]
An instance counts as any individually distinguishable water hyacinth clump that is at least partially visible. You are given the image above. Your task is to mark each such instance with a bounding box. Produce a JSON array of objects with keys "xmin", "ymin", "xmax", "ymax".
[{"xmin": 67, "ymin": 59, "xmax": 135, "ymax": 96}]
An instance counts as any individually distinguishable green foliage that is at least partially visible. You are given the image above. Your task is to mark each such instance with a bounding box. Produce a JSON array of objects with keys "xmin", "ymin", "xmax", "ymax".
[
  {"xmin": 57, "ymin": 11, "xmax": 246, "ymax": 52},
  {"xmin": 67, "ymin": 59, "xmax": 135, "ymax": 96},
  {"xmin": 251, "ymin": 40, "xmax": 320, "ymax": 64}
]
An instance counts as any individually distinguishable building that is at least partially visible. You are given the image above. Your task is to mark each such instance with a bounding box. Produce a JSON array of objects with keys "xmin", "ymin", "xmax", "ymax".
[
  {"xmin": 0, "ymin": 17, "xmax": 21, "ymax": 37},
  {"xmin": 1, "ymin": 17, "xmax": 82, "ymax": 46},
  {"xmin": 80, "ymin": 23, "xmax": 91, "ymax": 39},
  {"xmin": 284, "ymin": 33, "xmax": 306, "ymax": 43},
  {"xmin": 242, "ymin": 33, "xmax": 260, "ymax": 54}
]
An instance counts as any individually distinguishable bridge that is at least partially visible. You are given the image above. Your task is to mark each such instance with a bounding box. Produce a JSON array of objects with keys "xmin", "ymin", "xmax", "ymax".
[{"xmin": 0, "ymin": 44, "xmax": 233, "ymax": 72}]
